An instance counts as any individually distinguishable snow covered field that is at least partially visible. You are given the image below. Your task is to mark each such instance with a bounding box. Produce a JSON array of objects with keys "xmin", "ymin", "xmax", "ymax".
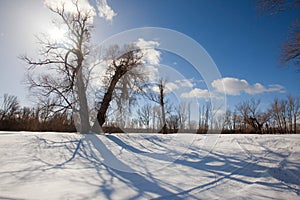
[{"xmin": 0, "ymin": 132, "xmax": 299, "ymax": 200}]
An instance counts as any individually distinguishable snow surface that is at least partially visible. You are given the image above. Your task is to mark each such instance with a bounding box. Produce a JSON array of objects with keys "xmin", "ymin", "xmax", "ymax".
[{"xmin": 0, "ymin": 132, "xmax": 299, "ymax": 199}]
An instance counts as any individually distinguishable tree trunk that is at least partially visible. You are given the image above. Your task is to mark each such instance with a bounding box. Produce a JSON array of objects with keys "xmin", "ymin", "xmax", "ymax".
[
  {"xmin": 77, "ymin": 67, "xmax": 90, "ymax": 133},
  {"xmin": 92, "ymin": 70, "xmax": 123, "ymax": 133},
  {"xmin": 159, "ymin": 84, "xmax": 168, "ymax": 134},
  {"xmin": 294, "ymin": 114, "xmax": 297, "ymax": 134},
  {"xmin": 161, "ymin": 102, "xmax": 167, "ymax": 134}
]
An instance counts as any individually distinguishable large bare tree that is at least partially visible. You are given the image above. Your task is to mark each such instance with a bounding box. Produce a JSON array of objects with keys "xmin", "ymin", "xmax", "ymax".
[
  {"xmin": 92, "ymin": 45, "xmax": 144, "ymax": 132},
  {"xmin": 22, "ymin": 1, "xmax": 94, "ymax": 133}
]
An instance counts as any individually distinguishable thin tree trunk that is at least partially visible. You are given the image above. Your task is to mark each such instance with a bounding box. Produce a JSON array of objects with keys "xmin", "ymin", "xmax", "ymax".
[
  {"xmin": 294, "ymin": 114, "xmax": 297, "ymax": 133},
  {"xmin": 159, "ymin": 83, "xmax": 167, "ymax": 134},
  {"xmin": 161, "ymin": 101, "xmax": 167, "ymax": 134}
]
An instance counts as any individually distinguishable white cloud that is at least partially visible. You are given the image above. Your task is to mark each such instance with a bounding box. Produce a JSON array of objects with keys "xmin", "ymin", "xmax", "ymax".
[
  {"xmin": 149, "ymin": 79, "xmax": 194, "ymax": 94},
  {"xmin": 267, "ymin": 84, "xmax": 286, "ymax": 93},
  {"xmin": 151, "ymin": 82, "xmax": 179, "ymax": 94},
  {"xmin": 175, "ymin": 79, "xmax": 194, "ymax": 88},
  {"xmin": 181, "ymin": 88, "xmax": 211, "ymax": 99},
  {"xmin": 44, "ymin": 0, "xmax": 96, "ymax": 22},
  {"xmin": 151, "ymin": 85, "xmax": 160, "ymax": 93},
  {"xmin": 96, "ymin": 0, "xmax": 117, "ymax": 22},
  {"xmin": 135, "ymin": 38, "xmax": 161, "ymax": 66},
  {"xmin": 211, "ymin": 77, "xmax": 285, "ymax": 96},
  {"xmin": 166, "ymin": 82, "xmax": 179, "ymax": 92},
  {"xmin": 44, "ymin": 0, "xmax": 117, "ymax": 23},
  {"xmin": 135, "ymin": 65, "xmax": 159, "ymax": 83}
]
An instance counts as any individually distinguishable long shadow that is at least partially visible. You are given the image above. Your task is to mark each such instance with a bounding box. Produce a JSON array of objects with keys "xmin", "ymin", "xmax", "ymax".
[
  {"xmin": 0, "ymin": 196, "xmax": 27, "ymax": 200},
  {"xmin": 106, "ymin": 134, "xmax": 185, "ymax": 163},
  {"xmin": 171, "ymin": 150, "xmax": 300, "ymax": 198},
  {"xmin": 20, "ymin": 134, "xmax": 175, "ymax": 199},
  {"xmin": 100, "ymin": 135, "xmax": 300, "ymax": 198},
  {"xmin": 106, "ymin": 135, "xmax": 148, "ymax": 154},
  {"xmin": 0, "ymin": 134, "xmax": 87, "ymax": 200},
  {"xmin": 33, "ymin": 135, "xmax": 83, "ymax": 168},
  {"xmin": 84, "ymin": 134, "xmax": 175, "ymax": 199}
]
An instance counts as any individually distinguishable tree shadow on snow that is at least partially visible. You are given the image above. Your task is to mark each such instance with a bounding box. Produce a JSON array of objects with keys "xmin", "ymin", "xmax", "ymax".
[
  {"xmin": 19, "ymin": 134, "xmax": 300, "ymax": 199},
  {"xmin": 92, "ymin": 135, "xmax": 300, "ymax": 199},
  {"xmin": 83, "ymin": 134, "xmax": 175, "ymax": 199},
  {"xmin": 90, "ymin": 135, "xmax": 300, "ymax": 199},
  {"xmin": 26, "ymin": 134, "xmax": 175, "ymax": 199}
]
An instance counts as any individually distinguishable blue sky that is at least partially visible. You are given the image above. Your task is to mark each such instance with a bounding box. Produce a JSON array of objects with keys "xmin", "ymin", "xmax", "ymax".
[{"xmin": 0, "ymin": 0, "xmax": 299, "ymax": 112}]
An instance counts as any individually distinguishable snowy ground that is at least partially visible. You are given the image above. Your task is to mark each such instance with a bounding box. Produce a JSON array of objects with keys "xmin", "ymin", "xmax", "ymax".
[{"xmin": 0, "ymin": 132, "xmax": 299, "ymax": 200}]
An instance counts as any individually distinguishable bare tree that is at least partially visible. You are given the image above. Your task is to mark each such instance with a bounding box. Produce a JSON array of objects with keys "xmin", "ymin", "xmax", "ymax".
[
  {"xmin": 137, "ymin": 104, "xmax": 152, "ymax": 129},
  {"xmin": 177, "ymin": 102, "xmax": 188, "ymax": 130},
  {"xmin": 22, "ymin": 1, "xmax": 94, "ymax": 133},
  {"xmin": 167, "ymin": 114, "xmax": 180, "ymax": 132},
  {"xmin": 232, "ymin": 110, "xmax": 241, "ymax": 132},
  {"xmin": 92, "ymin": 45, "xmax": 144, "ymax": 132},
  {"xmin": 0, "ymin": 94, "xmax": 19, "ymax": 120},
  {"xmin": 270, "ymin": 98, "xmax": 284, "ymax": 133},
  {"xmin": 257, "ymin": 0, "xmax": 300, "ymax": 69},
  {"xmin": 198, "ymin": 102, "xmax": 210, "ymax": 134},
  {"xmin": 22, "ymin": 1, "xmax": 145, "ymax": 133},
  {"xmin": 269, "ymin": 97, "xmax": 291, "ymax": 133},
  {"xmin": 158, "ymin": 80, "xmax": 168, "ymax": 134},
  {"xmin": 222, "ymin": 109, "xmax": 232, "ymax": 131},
  {"xmin": 287, "ymin": 95, "xmax": 300, "ymax": 133},
  {"xmin": 271, "ymin": 95, "xmax": 300, "ymax": 133},
  {"xmin": 257, "ymin": 0, "xmax": 300, "ymax": 14},
  {"xmin": 236, "ymin": 99, "xmax": 270, "ymax": 133},
  {"xmin": 187, "ymin": 101, "xmax": 192, "ymax": 130},
  {"xmin": 152, "ymin": 105, "xmax": 161, "ymax": 131},
  {"xmin": 157, "ymin": 79, "xmax": 168, "ymax": 134},
  {"xmin": 145, "ymin": 79, "xmax": 168, "ymax": 134}
]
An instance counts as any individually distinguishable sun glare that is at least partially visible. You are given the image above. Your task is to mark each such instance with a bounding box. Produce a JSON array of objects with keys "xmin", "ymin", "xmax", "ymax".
[{"xmin": 49, "ymin": 27, "xmax": 66, "ymax": 42}]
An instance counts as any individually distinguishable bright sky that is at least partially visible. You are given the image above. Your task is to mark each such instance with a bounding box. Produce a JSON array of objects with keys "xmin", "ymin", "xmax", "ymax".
[{"xmin": 0, "ymin": 0, "xmax": 299, "ymax": 112}]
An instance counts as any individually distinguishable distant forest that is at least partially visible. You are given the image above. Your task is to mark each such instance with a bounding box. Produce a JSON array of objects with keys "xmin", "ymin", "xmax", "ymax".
[{"xmin": 0, "ymin": 93, "xmax": 299, "ymax": 134}]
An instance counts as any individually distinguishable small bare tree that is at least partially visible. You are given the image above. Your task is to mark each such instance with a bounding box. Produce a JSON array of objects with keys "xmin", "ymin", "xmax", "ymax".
[
  {"xmin": 222, "ymin": 109, "xmax": 232, "ymax": 131},
  {"xmin": 167, "ymin": 114, "xmax": 180, "ymax": 132},
  {"xmin": 236, "ymin": 99, "xmax": 270, "ymax": 133},
  {"xmin": 137, "ymin": 104, "xmax": 152, "ymax": 129},
  {"xmin": 198, "ymin": 102, "xmax": 211, "ymax": 133},
  {"xmin": 145, "ymin": 79, "xmax": 168, "ymax": 134},
  {"xmin": 271, "ymin": 96, "xmax": 300, "ymax": 133},
  {"xmin": 0, "ymin": 94, "xmax": 20, "ymax": 120},
  {"xmin": 287, "ymin": 95, "xmax": 300, "ymax": 133},
  {"xmin": 177, "ymin": 102, "xmax": 188, "ymax": 130}
]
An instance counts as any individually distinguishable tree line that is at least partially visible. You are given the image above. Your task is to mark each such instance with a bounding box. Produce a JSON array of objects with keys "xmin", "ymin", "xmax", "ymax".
[
  {"xmin": 0, "ymin": 93, "xmax": 299, "ymax": 134},
  {"xmin": 0, "ymin": 94, "xmax": 75, "ymax": 132}
]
